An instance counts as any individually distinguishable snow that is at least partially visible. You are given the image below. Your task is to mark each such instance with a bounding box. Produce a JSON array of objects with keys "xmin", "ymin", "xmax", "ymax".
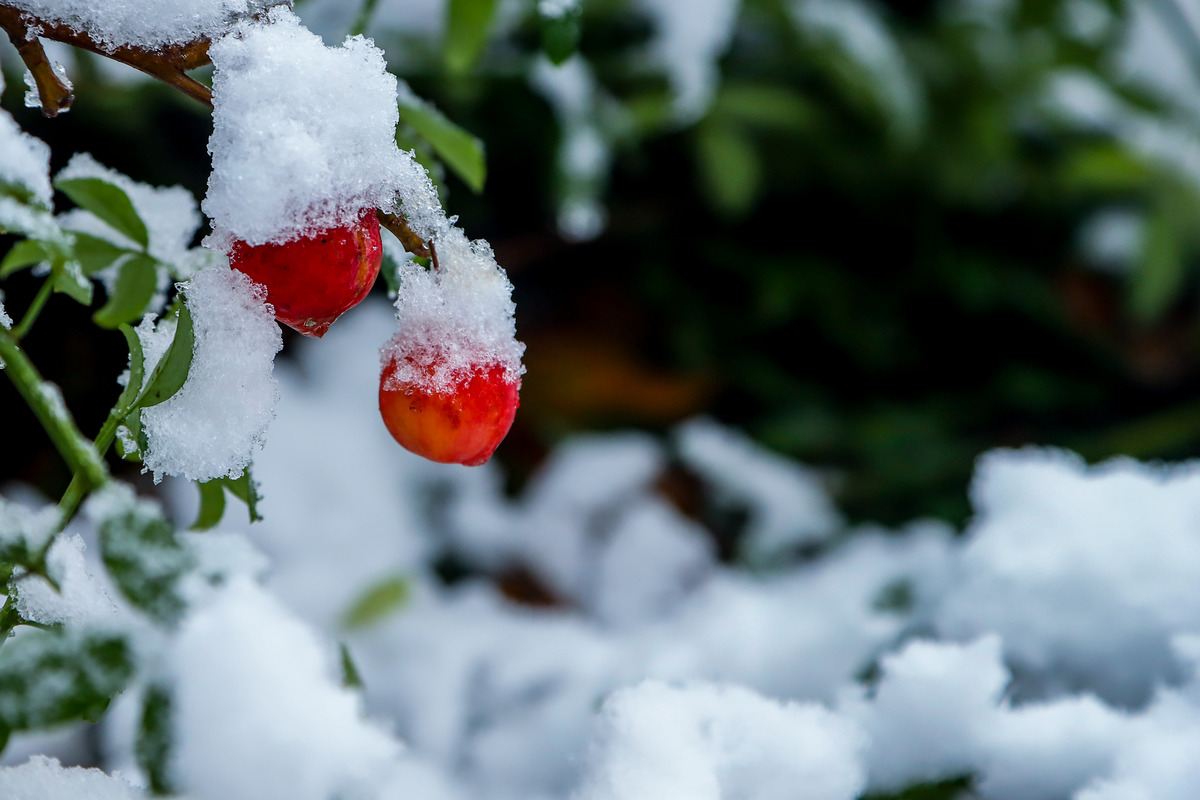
[
  {"xmin": 539, "ymin": 0, "xmax": 580, "ymax": 20},
  {"xmin": 57, "ymin": 153, "xmax": 201, "ymax": 273},
  {"xmin": 675, "ymin": 417, "xmax": 842, "ymax": 561},
  {"xmin": 849, "ymin": 636, "xmax": 1010, "ymax": 792},
  {"xmin": 15, "ymin": 534, "xmax": 120, "ymax": 628},
  {"xmin": 169, "ymin": 576, "xmax": 403, "ymax": 800},
  {"xmin": 22, "ymin": 60, "xmax": 71, "ymax": 112},
  {"xmin": 530, "ymin": 56, "xmax": 611, "ymax": 241},
  {"xmin": 0, "ymin": 106, "xmax": 52, "ymax": 210},
  {"xmin": 576, "ymin": 681, "xmax": 867, "ymax": 800},
  {"xmin": 381, "ymin": 227, "xmax": 524, "ymax": 394},
  {"xmin": 0, "ymin": 292, "xmax": 11, "ymax": 329},
  {"xmin": 636, "ymin": 0, "xmax": 742, "ymax": 121},
  {"xmin": 789, "ymin": 0, "xmax": 924, "ymax": 140},
  {"xmin": 0, "ymin": 493, "xmax": 59, "ymax": 563},
  {"xmin": 140, "ymin": 264, "xmax": 281, "ymax": 483},
  {"xmin": 204, "ymin": 6, "xmax": 418, "ymax": 247},
  {"xmin": 0, "ymin": 756, "xmax": 143, "ymax": 800},
  {"xmin": 936, "ymin": 448, "xmax": 1200, "ymax": 706},
  {"xmin": 3, "ymin": 0, "xmax": 276, "ymax": 52}
]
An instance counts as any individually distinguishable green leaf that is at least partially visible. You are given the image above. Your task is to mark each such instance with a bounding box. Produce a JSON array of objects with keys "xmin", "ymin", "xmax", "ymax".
[
  {"xmin": 339, "ymin": 643, "xmax": 365, "ymax": 690},
  {"xmin": 93, "ymin": 255, "xmax": 158, "ymax": 329},
  {"xmin": 71, "ymin": 232, "xmax": 136, "ymax": 276},
  {"xmin": 694, "ymin": 121, "xmax": 762, "ymax": 218},
  {"xmin": 55, "ymin": 177, "xmax": 149, "ymax": 248},
  {"xmin": 138, "ymin": 304, "xmax": 194, "ymax": 409},
  {"xmin": 443, "ymin": 0, "xmax": 499, "ymax": 74},
  {"xmin": 136, "ymin": 685, "xmax": 176, "ymax": 796},
  {"xmin": 219, "ymin": 468, "xmax": 263, "ymax": 524},
  {"xmin": 348, "ymin": 0, "xmax": 382, "ymax": 36},
  {"xmin": 1130, "ymin": 206, "xmax": 1184, "ymax": 325},
  {"xmin": 397, "ymin": 97, "xmax": 487, "ymax": 193},
  {"xmin": 342, "ymin": 574, "xmax": 411, "ymax": 630},
  {"xmin": 539, "ymin": 3, "xmax": 583, "ymax": 65},
  {"xmin": 0, "ymin": 629, "xmax": 134, "ymax": 736},
  {"xmin": 0, "ymin": 239, "xmax": 51, "ymax": 277},
  {"xmin": 862, "ymin": 775, "xmax": 974, "ymax": 800},
  {"xmin": 117, "ymin": 324, "xmax": 146, "ymax": 414},
  {"xmin": 713, "ymin": 83, "xmax": 817, "ymax": 133},
  {"xmin": 99, "ymin": 498, "xmax": 193, "ymax": 625},
  {"xmin": 191, "ymin": 480, "xmax": 227, "ymax": 531},
  {"xmin": 52, "ymin": 259, "xmax": 94, "ymax": 306}
]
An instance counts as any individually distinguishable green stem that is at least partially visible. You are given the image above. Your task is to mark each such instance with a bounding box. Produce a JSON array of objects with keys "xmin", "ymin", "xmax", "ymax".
[
  {"xmin": 0, "ymin": 327, "xmax": 108, "ymax": 492},
  {"xmin": 56, "ymin": 408, "xmax": 126, "ymax": 528},
  {"xmin": 11, "ymin": 277, "xmax": 54, "ymax": 341}
]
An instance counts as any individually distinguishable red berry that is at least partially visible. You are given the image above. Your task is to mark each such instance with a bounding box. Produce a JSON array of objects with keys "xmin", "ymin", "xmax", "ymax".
[
  {"xmin": 228, "ymin": 209, "xmax": 382, "ymax": 338},
  {"xmin": 379, "ymin": 355, "xmax": 520, "ymax": 467}
]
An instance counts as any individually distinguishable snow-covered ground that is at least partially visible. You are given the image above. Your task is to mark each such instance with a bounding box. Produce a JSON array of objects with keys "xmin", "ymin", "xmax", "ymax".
[{"xmin": 8, "ymin": 300, "xmax": 1200, "ymax": 799}]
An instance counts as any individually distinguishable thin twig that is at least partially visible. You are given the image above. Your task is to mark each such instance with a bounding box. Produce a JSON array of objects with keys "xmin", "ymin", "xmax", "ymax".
[
  {"xmin": 377, "ymin": 209, "xmax": 432, "ymax": 258},
  {"xmin": 11, "ymin": 35, "xmax": 73, "ymax": 116},
  {"xmin": 0, "ymin": 3, "xmax": 214, "ymax": 109}
]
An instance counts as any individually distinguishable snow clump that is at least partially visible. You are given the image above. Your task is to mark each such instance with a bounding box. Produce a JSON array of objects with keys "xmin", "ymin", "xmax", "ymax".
[
  {"xmin": 576, "ymin": 681, "xmax": 868, "ymax": 800},
  {"xmin": 381, "ymin": 228, "xmax": 525, "ymax": 394},
  {"xmin": 140, "ymin": 265, "xmax": 282, "ymax": 483},
  {"xmin": 204, "ymin": 6, "xmax": 421, "ymax": 247},
  {"xmin": 169, "ymin": 576, "xmax": 404, "ymax": 800},
  {"xmin": 936, "ymin": 448, "xmax": 1200, "ymax": 706},
  {"xmin": 0, "ymin": 755, "xmax": 143, "ymax": 800}
]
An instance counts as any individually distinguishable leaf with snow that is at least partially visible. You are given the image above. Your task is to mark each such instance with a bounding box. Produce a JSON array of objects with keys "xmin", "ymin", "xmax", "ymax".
[
  {"xmin": 95, "ymin": 489, "xmax": 193, "ymax": 625},
  {"xmin": 54, "ymin": 176, "xmax": 149, "ymax": 249},
  {"xmin": 0, "ymin": 629, "xmax": 134, "ymax": 740}
]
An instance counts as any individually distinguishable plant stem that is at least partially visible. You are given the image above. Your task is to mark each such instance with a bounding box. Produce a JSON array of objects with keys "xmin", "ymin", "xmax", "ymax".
[
  {"xmin": 0, "ymin": 326, "xmax": 108, "ymax": 492},
  {"xmin": 11, "ymin": 277, "xmax": 54, "ymax": 341},
  {"xmin": 56, "ymin": 406, "xmax": 126, "ymax": 528}
]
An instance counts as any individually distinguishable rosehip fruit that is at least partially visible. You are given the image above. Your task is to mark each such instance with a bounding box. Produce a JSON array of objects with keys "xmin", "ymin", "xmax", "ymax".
[
  {"xmin": 379, "ymin": 355, "xmax": 520, "ymax": 467},
  {"xmin": 228, "ymin": 209, "xmax": 382, "ymax": 338}
]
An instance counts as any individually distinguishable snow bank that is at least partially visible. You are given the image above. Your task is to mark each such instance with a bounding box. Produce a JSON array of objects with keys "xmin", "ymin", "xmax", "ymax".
[{"xmin": 937, "ymin": 448, "xmax": 1200, "ymax": 706}]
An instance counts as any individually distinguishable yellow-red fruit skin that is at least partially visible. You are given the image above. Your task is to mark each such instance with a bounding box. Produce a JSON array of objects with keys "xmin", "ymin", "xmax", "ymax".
[
  {"xmin": 379, "ymin": 359, "xmax": 520, "ymax": 467},
  {"xmin": 229, "ymin": 209, "xmax": 382, "ymax": 338}
]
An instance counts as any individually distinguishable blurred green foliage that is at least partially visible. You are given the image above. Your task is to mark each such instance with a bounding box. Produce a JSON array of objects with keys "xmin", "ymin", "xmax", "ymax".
[{"xmin": 8, "ymin": 0, "xmax": 1200, "ymax": 526}]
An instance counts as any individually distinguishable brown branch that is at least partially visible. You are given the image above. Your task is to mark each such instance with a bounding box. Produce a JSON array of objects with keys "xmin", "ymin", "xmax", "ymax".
[
  {"xmin": 0, "ymin": 3, "xmax": 213, "ymax": 112},
  {"xmin": 377, "ymin": 210, "xmax": 432, "ymax": 258},
  {"xmin": 12, "ymin": 36, "xmax": 72, "ymax": 116}
]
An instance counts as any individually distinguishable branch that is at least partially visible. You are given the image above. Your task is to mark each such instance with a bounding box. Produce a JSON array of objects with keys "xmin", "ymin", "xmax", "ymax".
[
  {"xmin": 377, "ymin": 210, "xmax": 432, "ymax": 258},
  {"xmin": 0, "ymin": 3, "xmax": 214, "ymax": 113}
]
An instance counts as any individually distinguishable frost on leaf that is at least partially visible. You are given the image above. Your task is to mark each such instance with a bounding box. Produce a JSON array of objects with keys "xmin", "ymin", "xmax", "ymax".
[
  {"xmin": 57, "ymin": 153, "xmax": 202, "ymax": 280},
  {"xmin": 87, "ymin": 484, "xmax": 193, "ymax": 625},
  {"xmin": 139, "ymin": 266, "xmax": 281, "ymax": 484},
  {"xmin": 16, "ymin": 534, "xmax": 121, "ymax": 628}
]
